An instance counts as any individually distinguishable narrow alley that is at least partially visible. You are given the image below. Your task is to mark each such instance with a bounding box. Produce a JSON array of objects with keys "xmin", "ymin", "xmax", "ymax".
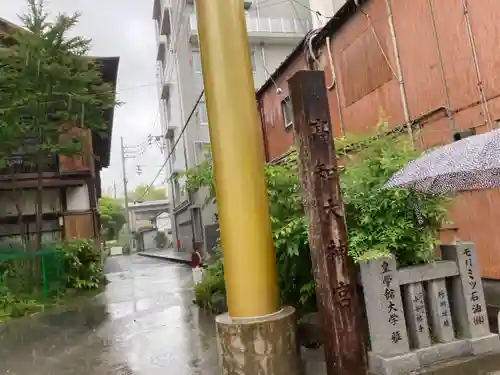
[{"xmin": 0, "ymin": 256, "xmax": 220, "ymax": 374}]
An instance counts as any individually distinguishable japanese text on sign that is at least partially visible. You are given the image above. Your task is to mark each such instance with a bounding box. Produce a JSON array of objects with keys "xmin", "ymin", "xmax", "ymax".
[
  {"xmin": 381, "ymin": 261, "xmax": 401, "ymax": 343},
  {"xmin": 464, "ymin": 247, "xmax": 485, "ymax": 326},
  {"xmin": 413, "ymin": 291, "xmax": 426, "ymax": 333},
  {"xmin": 438, "ymin": 290, "xmax": 451, "ymax": 327}
]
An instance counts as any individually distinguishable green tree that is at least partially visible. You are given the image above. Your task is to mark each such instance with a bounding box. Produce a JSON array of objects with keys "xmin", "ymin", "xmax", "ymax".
[
  {"xmin": 99, "ymin": 197, "xmax": 126, "ymax": 242},
  {"xmin": 0, "ymin": 0, "xmax": 116, "ymax": 249},
  {"xmin": 129, "ymin": 184, "xmax": 167, "ymax": 202},
  {"xmin": 187, "ymin": 128, "xmax": 449, "ymax": 314}
]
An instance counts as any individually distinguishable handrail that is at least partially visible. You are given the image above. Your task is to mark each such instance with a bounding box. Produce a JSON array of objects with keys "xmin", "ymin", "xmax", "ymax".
[{"xmin": 189, "ymin": 14, "xmax": 309, "ymax": 34}]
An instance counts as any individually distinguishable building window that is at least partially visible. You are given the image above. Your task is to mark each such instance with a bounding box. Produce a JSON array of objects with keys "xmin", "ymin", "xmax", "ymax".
[
  {"xmin": 192, "ymin": 50, "xmax": 202, "ymax": 73},
  {"xmin": 197, "ymin": 101, "xmax": 208, "ymax": 124},
  {"xmin": 163, "ymin": 98, "xmax": 171, "ymax": 123},
  {"xmin": 250, "ymin": 50, "xmax": 256, "ymax": 73},
  {"xmin": 281, "ymin": 96, "xmax": 293, "ymax": 128}
]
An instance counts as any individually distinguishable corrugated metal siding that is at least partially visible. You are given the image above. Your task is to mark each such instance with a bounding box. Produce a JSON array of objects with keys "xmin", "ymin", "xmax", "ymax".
[
  {"xmin": 257, "ymin": 0, "xmax": 500, "ymax": 278},
  {"xmin": 258, "ymin": 56, "xmax": 308, "ymax": 161}
]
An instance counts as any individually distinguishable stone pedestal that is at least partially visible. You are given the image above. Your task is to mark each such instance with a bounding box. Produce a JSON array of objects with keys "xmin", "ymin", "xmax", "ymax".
[{"xmin": 216, "ymin": 306, "xmax": 300, "ymax": 375}]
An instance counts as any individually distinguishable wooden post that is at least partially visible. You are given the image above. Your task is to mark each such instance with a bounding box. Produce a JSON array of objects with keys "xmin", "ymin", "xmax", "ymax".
[{"xmin": 288, "ymin": 70, "xmax": 368, "ymax": 375}]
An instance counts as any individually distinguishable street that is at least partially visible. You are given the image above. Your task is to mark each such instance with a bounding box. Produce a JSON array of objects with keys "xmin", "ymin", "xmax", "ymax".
[
  {"xmin": 0, "ymin": 255, "xmax": 220, "ymax": 375},
  {"xmin": 0, "ymin": 255, "xmax": 325, "ymax": 375}
]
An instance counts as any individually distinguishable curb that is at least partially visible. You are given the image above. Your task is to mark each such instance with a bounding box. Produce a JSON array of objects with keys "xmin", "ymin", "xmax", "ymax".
[{"xmin": 138, "ymin": 252, "xmax": 192, "ymax": 266}]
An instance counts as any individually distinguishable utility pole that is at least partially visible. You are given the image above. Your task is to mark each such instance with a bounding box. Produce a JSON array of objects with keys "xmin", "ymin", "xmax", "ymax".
[
  {"xmin": 196, "ymin": 1, "xmax": 299, "ymax": 374},
  {"xmin": 121, "ymin": 137, "xmax": 132, "ymax": 238},
  {"xmin": 113, "ymin": 181, "xmax": 117, "ymax": 199},
  {"xmin": 288, "ymin": 70, "xmax": 368, "ymax": 375}
]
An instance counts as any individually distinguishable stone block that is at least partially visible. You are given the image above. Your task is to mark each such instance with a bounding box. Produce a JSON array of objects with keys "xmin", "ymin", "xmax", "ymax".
[
  {"xmin": 402, "ymin": 282, "xmax": 431, "ymax": 349},
  {"xmin": 440, "ymin": 243, "xmax": 490, "ymax": 338},
  {"xmin": 398, "ymin": 261, "xmax": 458, "ymax": 285},
  {"xmin": 427, "ymin": 279, "xmax": 455, "ymax": 343},
  {"xmin": 416, "ymin": 340, "xmax": 469, "ymax": 366},
  {"xmin": 467, "ymin": 333, "xmax": 500, "ymax": 356},
  {"xmin": 360, "ymin": 257, "xmax": 410, "ymax": 356},
  {"xmin": 368, "ymin": 351, "xmax": 419, "ymax": 375},
  {"xmin": 216, "ymin": 306, "xmax": 300, "ymax": 375}
]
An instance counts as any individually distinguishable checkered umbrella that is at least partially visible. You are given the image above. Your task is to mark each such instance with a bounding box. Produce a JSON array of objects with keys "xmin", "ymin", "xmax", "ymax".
[{"xmin": 385, "ymin": 129, "xmax": 500, "ymax": 195}]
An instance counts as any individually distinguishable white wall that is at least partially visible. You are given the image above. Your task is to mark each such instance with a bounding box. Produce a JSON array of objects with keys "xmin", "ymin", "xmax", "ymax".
[
  {"xmin": 310, "ymin": 0, "xmax": 347, "ymax": 29},
  {"xmin": 66, "ymin": 185, "xmax": 90, "ymax": 211}
]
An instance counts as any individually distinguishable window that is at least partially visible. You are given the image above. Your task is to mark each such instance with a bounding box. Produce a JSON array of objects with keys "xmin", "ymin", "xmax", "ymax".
[
  {"xmin": 163, "ymin": 98, "xmax": 171, "ymax": 123},
  {"xmin": 191, "ymin": 50, "xmax": 202, "ymax": 73},
  {"xmin": 281, "ymin": 96, "xmax": 293, "ymax": 128},
  {"xmin": 197, "ymin": 101, "xmax": 208, "ymax": 124},
  {"xmin": 250, "ymin": 50, "xmax": 256, "ymax": 73}
]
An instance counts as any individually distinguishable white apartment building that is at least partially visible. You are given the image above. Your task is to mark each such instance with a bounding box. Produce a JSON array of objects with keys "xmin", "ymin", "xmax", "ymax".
[
  {"xmin": 309, "ymin": 0, "xmax": 348, "ymax": 28},
  {"xmin": 153, "ymin": 0, "xmax": 312, "ymax": 254}
]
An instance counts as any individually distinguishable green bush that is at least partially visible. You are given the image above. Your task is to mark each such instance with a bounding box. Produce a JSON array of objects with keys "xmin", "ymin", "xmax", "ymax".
[
  {"xmin": 185, "ymin": 129, "xmax": 448, "ymax": 314},
  {"xmin": 155, "ymin": 231, "xmax": 167, "ymax": 249},
  {"xmin": 56, "ymin": 238, "xmax": 102, "ymax": 290}
]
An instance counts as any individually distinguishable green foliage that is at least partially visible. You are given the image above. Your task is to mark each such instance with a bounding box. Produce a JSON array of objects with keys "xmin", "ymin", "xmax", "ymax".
[
  {"xmin": 0, "ymin": 291, "xmax": 45, "ymax": 319},
  {"xmin": 56, "ymin": 238, "xmax": 102, "ymax": 290},
  {"xmin": 129, "ymin": 184, "xmax": 167, "ymax": 202},
  {"xmin": 193, "ymin": 245, "xmax": 226, "ymax": 313},
  {"xmin": 154, "ymin": 231, "xmax": 167, "ymax": 249},
  {"xmin": 99, "ymin": 196, "xmax": 126, "ymax": 241},
  {"xmin": 339, "ymin": 131, "xmax": 449, "ymax": 266},
  {"xmin": 180, "ymin": 160, "xmax": 216, "ymax": 206},
  {"xmin": 0, "ymin": 238, "xmax": 103, "ymax": 320},
  {"xmin": 0, "ymin": 0, "xmax": 116, "ymax": 160},
  {"xmin": 189, "ymin": 129, "xmax": 449, "ymax": 314}
]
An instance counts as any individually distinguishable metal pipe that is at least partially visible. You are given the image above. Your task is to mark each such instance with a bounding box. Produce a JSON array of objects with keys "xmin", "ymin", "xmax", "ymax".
[
  {"xmin": 427, "ymin": 0, "xmax": 456, "ymax": 133},
  {"xmin": 384, "ymin": 0, "xmax": 413, "ymax": 145},
  {"xmin": 326, "ymin": 36, "xmax": 345, "ymax": 136},
  {"xmin": 460, "ymin": 0, "xmax": 493, "ymax": 130},
  {"xmin": 196, "ymin": 0, "xmax": 279, "ymax": 318}
]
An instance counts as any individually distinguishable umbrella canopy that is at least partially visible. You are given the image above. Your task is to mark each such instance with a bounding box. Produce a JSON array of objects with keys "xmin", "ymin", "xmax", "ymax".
[{"xmin": 385, "ymin": 128, "xmax": 500, "ymax": 194}]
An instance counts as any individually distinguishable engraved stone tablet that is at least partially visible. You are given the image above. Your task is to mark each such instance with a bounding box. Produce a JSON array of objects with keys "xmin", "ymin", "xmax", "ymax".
[{"xmin": 360, "ymin": 257, "xmax": 410, "ymax": 356}]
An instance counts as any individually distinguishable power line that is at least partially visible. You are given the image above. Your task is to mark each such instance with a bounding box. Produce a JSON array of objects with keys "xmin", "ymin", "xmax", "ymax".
[{"xmin": 135, "ymin": 89, "xmax": 204, "ymax": 202}]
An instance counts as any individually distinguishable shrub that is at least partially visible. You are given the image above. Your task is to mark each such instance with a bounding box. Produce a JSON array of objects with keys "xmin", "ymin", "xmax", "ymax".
[
  {"xmin": 57, "ymin": 238, "xmax": 102, "ymax": 290},
  {"xmin": 155, "ymin": 231, "xmax": 167, "ymax": 249},
  {"xmin": 185, "ymin": 129, "xmax": 448, "ymax": 314}
]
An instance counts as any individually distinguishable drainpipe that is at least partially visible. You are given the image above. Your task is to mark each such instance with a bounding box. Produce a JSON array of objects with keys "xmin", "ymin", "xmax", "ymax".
[
  {"xmin": 460, "ymin": 0, "xmax": 493, "ymax": 130},
  {"xmin": 384, "ymin": 0, "xmax": 413, "ymax": 145},
  {"xmin": 427, "ymin": 0, "xmax": 456, "ymax": 134}
]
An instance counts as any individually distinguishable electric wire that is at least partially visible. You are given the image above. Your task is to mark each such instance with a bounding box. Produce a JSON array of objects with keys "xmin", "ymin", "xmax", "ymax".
[{"xmin": 135, "ymin": 89, "xmax": 204, "ymax": 202}]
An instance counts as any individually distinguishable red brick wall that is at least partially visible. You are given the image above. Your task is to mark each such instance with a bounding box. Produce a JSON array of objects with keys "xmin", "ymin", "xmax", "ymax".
[{"xmin": 257, "ymin": 0, "xmax": 500, "ymax": 279}]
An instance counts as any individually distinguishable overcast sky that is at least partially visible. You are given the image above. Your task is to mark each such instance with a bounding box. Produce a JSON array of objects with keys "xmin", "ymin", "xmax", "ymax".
[{"xmin": 0, "ymin": 0, "xmax": 164, "ymax": 197}]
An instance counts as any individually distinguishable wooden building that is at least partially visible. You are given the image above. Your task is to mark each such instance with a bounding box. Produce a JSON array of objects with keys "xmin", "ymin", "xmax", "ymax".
[
  {"xmin": 256, "ymin": 0, "xmax": 500, "ymax": 279},
  {"xmin": 0, "ymin": 17, "xmax": 119, "ymax": 246}
]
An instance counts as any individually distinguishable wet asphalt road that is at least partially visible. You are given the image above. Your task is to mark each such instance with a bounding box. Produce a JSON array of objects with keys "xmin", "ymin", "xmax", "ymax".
[{"xmin": 0, "ymin": 255, "xmax": 220, "ymax": 375}]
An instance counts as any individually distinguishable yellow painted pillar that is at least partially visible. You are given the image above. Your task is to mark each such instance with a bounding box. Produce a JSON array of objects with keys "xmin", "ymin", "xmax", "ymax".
[{"xmin": 196, "ymin": 0, "xmax": 279, "ymax": 318}]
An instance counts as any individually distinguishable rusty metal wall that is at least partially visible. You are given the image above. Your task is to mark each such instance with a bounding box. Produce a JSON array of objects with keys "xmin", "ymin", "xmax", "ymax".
[
  {"xmin": 257, "ymin": 0, "xmax": 500, "ymax": 278},
  {"xmin": 257, "ymin": 54, "xmax": 308, "ymax": 161}
]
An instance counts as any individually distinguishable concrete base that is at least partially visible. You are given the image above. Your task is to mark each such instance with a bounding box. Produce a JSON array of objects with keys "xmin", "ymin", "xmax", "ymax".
[
  {"xmin": 216, "ymin": 306, "xmax": 300, "ymax": 375},
  {"xmin": 368, "ymin": 351, "xmax": 420, "ymax": 375},
  {"xmin": 467, "ymin": 333, "xmax": 500, "ymax": 355},
  {"xmin": 368, "ymin": 336, "xmax": 500, "ymax": 375}
]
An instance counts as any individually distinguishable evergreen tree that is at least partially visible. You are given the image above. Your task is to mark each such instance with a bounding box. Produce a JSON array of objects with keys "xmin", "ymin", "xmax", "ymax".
[{"xmin": 0, "ymin": 0, "xmax": 117, "ymax": 249}]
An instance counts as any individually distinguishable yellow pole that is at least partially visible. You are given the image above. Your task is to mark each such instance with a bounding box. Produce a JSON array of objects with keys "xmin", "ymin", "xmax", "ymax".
[{"xmin": 196, "ymin": 0, "xmax": 279, "ymax": 318}]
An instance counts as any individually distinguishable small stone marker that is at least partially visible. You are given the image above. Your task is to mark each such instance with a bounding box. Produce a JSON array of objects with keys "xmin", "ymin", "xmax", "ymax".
[
  {"xmin": 403, "ymin": 282, "xmax": 431, "ymax": 349},
  {"xmin": 441, "ymin": 243, "xmax": 489, "ymax": 338},
  {"xmin": 360, "ymin": 257, "xmax": 410, "ymax": 356},
  {"xmin": 427, "ymin": 279, "xmax": 455, "ymax": 342}
]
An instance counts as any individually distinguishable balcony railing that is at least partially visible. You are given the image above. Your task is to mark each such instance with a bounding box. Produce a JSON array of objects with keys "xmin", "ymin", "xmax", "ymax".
[{"xmin": 189, "ymin": 14, "xmax": 310, "ymax": 38}]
